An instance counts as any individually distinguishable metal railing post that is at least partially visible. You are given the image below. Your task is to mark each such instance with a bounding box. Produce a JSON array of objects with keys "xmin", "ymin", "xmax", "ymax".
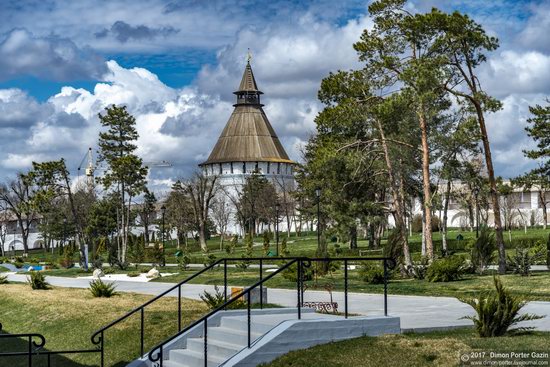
[
  {"xmin": 140, "ymin": 308, "xmax": 145, "ymax": 357},
  {"xmin": 204, "ymin": 319, "xmax": 208, "ymax": 367},
  {"xmin": 100, "ymin": 331, "xmax": 104, "ymax": 367},
  {"xmin": 297, "ymin": 259, "xmax": 302, "ymax": 320},
  {"xmin": 259, "ymin": 259, "xmax": 263, "ymax": 309},
  {"xmin": 28, "ymin": 336, "xmax": 32, "ymax": 367},
  {"xmin": 178, "ymin": 285, "xmax": 182, "ymax": 332},
  {"xmin": 224, "ymin": 259, "xmax": 228, "ymax": 305},
  {"xmin": 247, "ymin": 294, "xmax": 251, "ymax": 348},
  {"xmin": 344, "ymin": 259, "xmax": 348, "ymax": 318},
  {"xmin": 383, "ymin": 259, "xmax": 388, "ymax": 316}
]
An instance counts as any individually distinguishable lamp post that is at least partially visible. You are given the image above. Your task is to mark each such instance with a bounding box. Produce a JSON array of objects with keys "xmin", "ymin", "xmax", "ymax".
[
  {"xmin": 275, "ymin": 202, "xmax": 280, "ymax": 256},
  {"xmin": 315, "ymin": 188, "xmax": 321, "ymax": 248},
  {"xmin": 473, "ymin": 187, "xmax": 480, "ymax": 238},
  {"xmin": 161, "ymin": 205, "xmax": 166, "ymax": 267}
]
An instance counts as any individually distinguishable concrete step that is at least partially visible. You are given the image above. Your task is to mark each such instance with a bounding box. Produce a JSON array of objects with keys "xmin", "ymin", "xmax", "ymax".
[
  {"xmin": 169, "ymin": 348, "xmax": 225, "ymax": 367},
  {"xmin": 186, "ymin": 337, "xmax": 242, "ymax": 359},
  {"xmin": 163, "ymin": 360, "xmax": 190, "ymax": 367},
  {"xmin": 207, "ymin": 326, "xmax": 262, "ymax": 346},
  {"xmin": 220, "ymin": 316, "xmax": 278, "ymax": 334}
]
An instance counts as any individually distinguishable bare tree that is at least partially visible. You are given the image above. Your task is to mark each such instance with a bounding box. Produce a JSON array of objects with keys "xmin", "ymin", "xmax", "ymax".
[
  {"xmin": 273, "ymin": 176, "xmax": 296, "ymax": 237},
  {"xmin": 0, "ymin": 174, "xmax": 39, "ymax": 254},
  {"xmin": 211, "ymin": 196, "xmax": 231, "ymax": 250},
  {"xmin": 183, "ymin": 172, "xmax": 218, "ymax": 252}
]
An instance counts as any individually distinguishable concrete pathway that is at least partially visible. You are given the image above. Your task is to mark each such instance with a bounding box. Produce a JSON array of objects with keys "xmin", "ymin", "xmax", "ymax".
[{"xmin": 5, "ymin": 272, "xmax": 550, "ymax": 331}]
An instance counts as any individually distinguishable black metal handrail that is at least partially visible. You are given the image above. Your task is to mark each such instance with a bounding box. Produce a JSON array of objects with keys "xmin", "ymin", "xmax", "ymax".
[
  {"xmin": 0, "ymin": 322, "xmax": 99, "ymax": 367},
  {"xmin": 148, "ymin": 258, "xmax": 302, "ymax": 366}
]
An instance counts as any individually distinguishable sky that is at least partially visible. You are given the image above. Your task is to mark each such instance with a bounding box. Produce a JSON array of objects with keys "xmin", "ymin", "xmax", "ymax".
[{"xmin": 0, "ymin": 0, "xmax": 548, "ymax": 193}]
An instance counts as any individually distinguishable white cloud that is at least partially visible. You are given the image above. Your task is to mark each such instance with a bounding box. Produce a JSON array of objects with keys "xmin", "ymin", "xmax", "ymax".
[
  {"xmin": 483, "ymin": 50, "xmax": 550, "ymax": 97},
  {"xmin": 0, "ymin": 29, "xmax": 106, "ymax": 81}
]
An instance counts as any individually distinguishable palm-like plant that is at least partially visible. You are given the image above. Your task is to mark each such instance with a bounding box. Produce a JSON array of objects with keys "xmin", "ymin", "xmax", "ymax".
[{"xmin": 460, "ymin": 277, "xmax": 543, "ymax": 337}]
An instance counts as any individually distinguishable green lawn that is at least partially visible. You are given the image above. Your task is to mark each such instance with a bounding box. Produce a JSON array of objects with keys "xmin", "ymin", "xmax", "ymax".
[
  {"xmin": 154, "ymin": 266, "xmax": 550, "ymax": 301},
  {"xmin": 263, "ymin": 328, "xmax": 550, "ymax": 367},
  {"xmin": 8, "ymin": 227, "xmax": 549, "ymax": 266},
  {"xmin": 0, "ymin": 265, "xmax": 10, "ymax": 272},
  {"xmin": 0, "ymin": 284, "xmax": 207, "ymax": 366}
]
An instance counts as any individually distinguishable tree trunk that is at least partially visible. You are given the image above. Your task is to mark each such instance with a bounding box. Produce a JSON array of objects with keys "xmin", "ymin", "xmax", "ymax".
[
  {"xmin": 540, "ymin": 191, "xmax": 547, "ymax": 230},
  {"xmin": 421, "ymin": 206, "xmax": 426, "ymax": 257},
  {"xmin": 418, "ymin": 110, "xmax": 434, "ymax": 261},
  {"xmin": 374, "ymin": 116, "xmax": 412, "ymax": 267},
  {"xmin": 199, "ymin": 221, "xmax": 208, "ymax": 252},
  {"xmin": 349, "ymin": 225, "xmax": 358, "ymax": 249},
  {"xmin": 474, "ymin": 103, "xmax": 506, "ymax": 274},
  {"xmin": 442, "ymin": 180, "xmax": 451, "ymax": 255}
]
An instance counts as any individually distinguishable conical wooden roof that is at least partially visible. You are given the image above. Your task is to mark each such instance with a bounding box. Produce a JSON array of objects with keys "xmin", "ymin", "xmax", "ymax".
[{"xmin": 200, "ymin": 62, "xmax": 293, "ymax": 165}]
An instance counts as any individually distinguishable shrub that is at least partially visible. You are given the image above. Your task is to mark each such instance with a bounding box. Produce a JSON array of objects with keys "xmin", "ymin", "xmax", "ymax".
[
  {"xmin": 282, "ymin": 262, "xmax": 314, "ymax": 282},
  {"xmin": 199, "ymin": 285, "xmax": 244, "ymax": 310},
  {"xmin": 127, "ymin": 271, "xmax": 140, "ymax": 277},
  {"xmin": 426, "ymin": 255, "xmax": 465, "ymax": 282},
  {"xmin": 14, "ymin": 261, "xmax": 24, "ymax": 269},
  {"xmin": 103, "ymin": 267, "xmax": 116, "ymax": 275},
  {"xmin": 27, "ymin": 271, "xmax": 50, "ymax": 290},
  {"xmin": 89, "ymin": 279, "xmax": 117, "ymax": 298},
  {"xmin": 203, "ymin": 254, "xmax": 217, "ymax": 267},
  {"xmin": 507, "ymin": 244, "xmax": 545, "ymax": 276},
  {"xmin": 177, "ymin": 253, "xmax": 191, "ymax": 271},
  {"xmin": 470, "ymin": 226, "xmax": 496, "ymax": 274},
  {"xmin": 460, "ymin": 277, "xmax": 543, "ymax": 337},
  {"xmin": 359, "ymin": 263, "xmax": 386, "ymax": 284},
  {"xmin": 280, "ymin": 237, "xmax": 289, "ymax": 256},
  {"xmin": 0, "ymin": 274, "xmax": 8, "ymax": 284},
  {"xmin": 547, "ymin": 233, "xmax": 550, "ymax": 269},
  {"xmin": 411, "ymin": 214, "xmax": 440, "ymax": 233},
  {"xmin": 408, "ymin": 257, "xmax": 429, "ymax": 280}
]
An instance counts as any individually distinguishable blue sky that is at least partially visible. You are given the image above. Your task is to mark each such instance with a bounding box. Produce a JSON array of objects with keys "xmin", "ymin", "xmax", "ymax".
[{"xmin": 0, "ymin": 0, "xmax": 548, "ymax": 191}]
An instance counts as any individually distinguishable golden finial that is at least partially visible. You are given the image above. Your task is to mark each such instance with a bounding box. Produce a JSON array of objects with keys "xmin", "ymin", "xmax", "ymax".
[{"xmin": 246, "ymin": 48, "xmax": 252, "ymax": 63}]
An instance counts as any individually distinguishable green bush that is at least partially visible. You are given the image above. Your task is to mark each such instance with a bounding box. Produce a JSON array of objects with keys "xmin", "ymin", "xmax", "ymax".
[
  {"xmin": 127, "ymin": 271, "xmax": 140, "ymax": 277},
  {"xmin": 426, "ymin": 255, "xmax": 465, "ymax": 282},
  {"xmin": 14, "ymin": 261, "xmax": 24, "ymax": 269},
  {"xmin": 199, "ymin": 285, "xmax": 244, "ymax": 310},
  {"xmin": 359, "ymin": 263, "xmax": 386, "ymax": 284},
  {"xmin": 203, "ymin": 253, "xmax": 217, "ymax": 267},
  {"xmin": 470, "ymin": 226, "xmax": 496, "ymax": 274},
  {"xmin": 282, "ymin": 262, "xmax": 314, "ymax": 282},
  {"xmin": 27, "ymin": 271, "xmax": 51, "ymax": 290},
  {"xmin": 103, "ymin": 267, "xmax": 116, "ymax": 274},
  {"xmin": 408, "ymin": 257, "xmax": 429, "ymax": 280},
  {"xmin": 89, "ymin": 279, "xmax": 117, "ymax": 298},
  {"xmin": 461, "ymin": 277, "xmax": 543, "ymax": 337},
  {"xmin": 0, "ymin": 274, "xmax": 8, "ymax": 284},
  {"xmin": 281, "ymin": 237, "xmax": 290, "ymax": 256},
  {"xmin": 507, "ymin": 244, "xmax": 545, "ymax": 276},
  {"xmin": 411, "ymin": 214, "xmax": 440, "ymax": 233},
  {"xmin": 177, "ymin": 253, "xmax": 191, "ymax": 271}
]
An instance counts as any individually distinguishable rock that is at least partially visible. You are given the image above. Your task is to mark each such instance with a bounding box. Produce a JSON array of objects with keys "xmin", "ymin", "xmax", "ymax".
[
  {"xmin": 146, "ymin": 268, "xmax": 160, "ymax": 279},
  {"xmin": 93, "ymin": 268, "xmax": 104, "ymax": 279}
]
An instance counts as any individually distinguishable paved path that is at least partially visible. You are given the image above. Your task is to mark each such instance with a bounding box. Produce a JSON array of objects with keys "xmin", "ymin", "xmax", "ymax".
[{"xmin": 5, "ymin": 273, "xmax": 550, "ymax": 331}]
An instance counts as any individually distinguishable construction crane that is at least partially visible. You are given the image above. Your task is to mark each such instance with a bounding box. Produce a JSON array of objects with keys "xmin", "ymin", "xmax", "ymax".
[{"xmin": 77, "ymin": 148, "xmax": 172, "ymax": 189}]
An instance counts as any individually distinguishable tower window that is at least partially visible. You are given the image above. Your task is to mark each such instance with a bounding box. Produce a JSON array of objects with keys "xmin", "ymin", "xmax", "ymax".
[
  {"xmin": 230, "ymin": 162, "xmax": 233, "ymax": 174},
  {"xmin": 277, "ymin": 163, "xmax": 281, "ymax": 174},
  {"xmin": 267, "ymin": 162, "xmax": 270, "ymax": 174},
  {"xmin": 219, "ymin": 163, "xmax": 222, "ymax": 174}
]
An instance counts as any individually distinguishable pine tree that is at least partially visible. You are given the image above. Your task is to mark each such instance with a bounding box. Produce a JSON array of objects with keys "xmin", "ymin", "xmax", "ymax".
[{"xmin": 98, "ymin": 105, "xmax": 148, "ymax": 264}]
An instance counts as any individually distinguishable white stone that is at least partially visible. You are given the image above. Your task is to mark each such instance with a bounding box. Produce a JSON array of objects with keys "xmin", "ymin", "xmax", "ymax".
[
  {"xmin": 92, "ymin": 268, "xmax": 104, "ymax": 279},
  {"xmin": 146, "ymin": 268, "xmax": 160, "ymax": 279}
]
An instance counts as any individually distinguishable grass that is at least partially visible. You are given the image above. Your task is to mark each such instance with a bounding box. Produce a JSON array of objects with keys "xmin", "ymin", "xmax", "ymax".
[
  {"xmin": 0, "ymin": 265, "xmax": 10, "ymax": 272},
  {"xmin": 9, "ymin": 228, "xmax": 549, "ymax": 265},
  {"xmin": 0, "ymin": 284, "xmax": 208, "ymax": 366},
  {"xmin": 263, "ymin": 328, "xmax": 550, "ymax": 367},
  {"xmin": 153, "ymin": 265, "xmax": 550, "ymax": 301}
]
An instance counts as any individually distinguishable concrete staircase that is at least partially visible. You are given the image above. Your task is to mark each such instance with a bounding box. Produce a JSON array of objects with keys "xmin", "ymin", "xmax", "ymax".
[
  {"xmin": 130, "ymin": 308, "xmax": 400, "ymax": 367},
  {"xmin": 162, "ymin": 312, "xmax": 298, "ymax": 367}
]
